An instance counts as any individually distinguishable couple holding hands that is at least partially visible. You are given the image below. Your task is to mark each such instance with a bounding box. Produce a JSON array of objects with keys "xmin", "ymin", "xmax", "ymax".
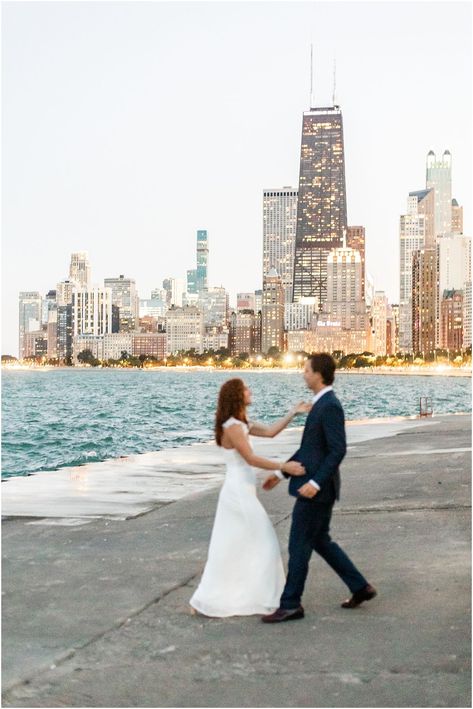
[{"xmin": 190, "ymin": 353, "xmax": 376, "ymax": 622}]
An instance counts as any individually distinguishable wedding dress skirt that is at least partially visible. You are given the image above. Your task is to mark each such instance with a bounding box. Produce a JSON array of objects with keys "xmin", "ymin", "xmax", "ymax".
[{"xmin": 190, "ymin": 418, "xmax": 285, "ymax": 617}]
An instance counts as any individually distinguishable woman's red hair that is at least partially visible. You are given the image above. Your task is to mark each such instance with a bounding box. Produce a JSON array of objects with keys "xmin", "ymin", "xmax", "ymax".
[{"xmin": 215, "ymin": 378, "xmax": 248, "ymax": 446}]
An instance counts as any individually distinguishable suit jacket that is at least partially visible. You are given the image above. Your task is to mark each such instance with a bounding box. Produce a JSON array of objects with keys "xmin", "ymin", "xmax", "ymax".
[{"xmin": 286, "ymin": 390, "xmax": 346, "ymax": 503}]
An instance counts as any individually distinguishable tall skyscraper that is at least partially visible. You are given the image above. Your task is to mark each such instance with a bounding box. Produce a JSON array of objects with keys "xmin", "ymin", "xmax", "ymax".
[
  {"xmin": 426, "ymin": 150, "xmax": 452, "ymax": 237},
  {"xmin": 69, "ymin": 252, "xmax": 91, "ymax": 288},
  {"xmin": 451, "ymin": 199, "xmax": 463, "ymax": 234},
  {"xmin": 263, "ymin": 187, "xmax": 298, "ymax": 303},
  {"xmin": 346, "ymin": 226, "xmax": 366, "ymax": 298},
  {"xmin": 292, "ymin": 105, "xmax": 348, "ymax": 306},
  {"xmin": 262, "ymin": 269, "xmax": 285, "ymax": 354},
  {"xmin": 56, "ymin": 304, "xmax": 73, "ymax": 363},
  {"xmin": 196, "ymin": 230, "xmax": 209, "ymax": 292},
  {"xmin": 399, "ymin": 194, "xmax": 427, "ymax": 352},
  {"xmin": 325, "ymin": 240, "xmax": 366, "ymax": 330},
  {"xmin": 412, "ymin": 248, "xmax": 436, "ymax": 355},
  {"xmin": 18, "ymin": 291, "xmax": 42, "ymax": 359},
  {"xmin": 104, "ymin": 275, "xmax": 139, "ymax": 332}
]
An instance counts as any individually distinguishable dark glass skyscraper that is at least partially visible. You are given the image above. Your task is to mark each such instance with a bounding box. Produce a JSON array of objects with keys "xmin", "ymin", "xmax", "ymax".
[{"xmin": 292, "ymin": 106, "xmax": 348, "ymax": 306}]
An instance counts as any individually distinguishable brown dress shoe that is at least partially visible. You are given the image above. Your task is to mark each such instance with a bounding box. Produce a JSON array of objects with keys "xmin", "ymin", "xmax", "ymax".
[
  {"xmin": 341, "ymin": 584, "xmax": 377, "ymax": 608},
  {"xmin": 262, "ymin": 606, "xmax": 305, "ymax": 623}
]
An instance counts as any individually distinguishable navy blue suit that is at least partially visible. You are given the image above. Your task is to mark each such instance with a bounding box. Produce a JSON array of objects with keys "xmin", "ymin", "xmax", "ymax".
[{"xmin": 280, "ymin": 389, "xmax": 367, "ymax": 610}]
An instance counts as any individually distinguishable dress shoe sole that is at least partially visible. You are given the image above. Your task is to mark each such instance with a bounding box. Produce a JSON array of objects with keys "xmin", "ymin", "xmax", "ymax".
[{"xmin": 262, "ymin": 610, "xmax": 305, "ymax": 623}]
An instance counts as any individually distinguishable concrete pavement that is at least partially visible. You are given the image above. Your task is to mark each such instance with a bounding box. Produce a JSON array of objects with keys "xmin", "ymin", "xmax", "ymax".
[{"xmin": 2, "ymin": 414, "xmax": 471, "ymax": 707}]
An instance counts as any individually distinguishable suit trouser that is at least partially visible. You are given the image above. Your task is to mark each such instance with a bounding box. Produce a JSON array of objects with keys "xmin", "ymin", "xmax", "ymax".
[{"xmin": 280, "ymin": 498, "xmax": 367, "ymax": 609}]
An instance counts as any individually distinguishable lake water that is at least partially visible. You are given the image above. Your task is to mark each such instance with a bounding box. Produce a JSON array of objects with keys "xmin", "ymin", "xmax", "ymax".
[{"xmin": 2, "ymin": 368, "xmax": 471, "ymax": 479}]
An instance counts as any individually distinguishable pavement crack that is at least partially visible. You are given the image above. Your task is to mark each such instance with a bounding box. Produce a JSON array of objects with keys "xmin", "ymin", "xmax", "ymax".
[{"xmin": 1, "ymin": 572, "xmax": 200, "ymax": 697}]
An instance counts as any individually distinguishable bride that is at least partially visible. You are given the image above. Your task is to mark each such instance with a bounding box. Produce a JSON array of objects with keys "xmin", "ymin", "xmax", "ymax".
[{"xmin": 190, "ymin": 378, "xmax": 309, "ymax": 617}]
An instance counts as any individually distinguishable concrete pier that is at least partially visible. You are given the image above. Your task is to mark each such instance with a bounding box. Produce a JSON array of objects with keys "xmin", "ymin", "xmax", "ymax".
[{"xmin": 2, "ymin": 414, "xmax": 471, "ymax": 707}]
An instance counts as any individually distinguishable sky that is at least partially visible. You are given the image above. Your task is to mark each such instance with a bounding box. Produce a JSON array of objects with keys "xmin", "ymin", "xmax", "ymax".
[{"xmin": 2, "ymin": 0, "xmax": 471, "ymax": 356}]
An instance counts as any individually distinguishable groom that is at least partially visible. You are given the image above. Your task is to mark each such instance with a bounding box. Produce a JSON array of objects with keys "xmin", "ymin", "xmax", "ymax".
[{"xmin": 262, "ymin": 353, "xmax": 377, "ymax": 623}]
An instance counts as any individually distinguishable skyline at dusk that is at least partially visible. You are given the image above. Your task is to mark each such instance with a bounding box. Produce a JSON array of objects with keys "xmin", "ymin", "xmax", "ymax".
[{"xmin": 3, "ymin": 1, "xmax": 472, "ymax": 357}]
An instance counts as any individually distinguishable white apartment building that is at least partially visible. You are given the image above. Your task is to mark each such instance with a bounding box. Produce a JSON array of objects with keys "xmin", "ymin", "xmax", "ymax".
[
  {"xmin": 165, "ymin": 306, "xmax": 205, "ymax": 354},
  {"xmin": 72, "ymin": 287, "xmax": 113, "ymax": 337},
  {"xmin": 284, "ymin": 298, "xmax": 318, "ymax": 331},
  {"xmin": 399, "ymin": 195, "xmax": 426, "ymax": 352},
  {"xmin": 263, "ymin": 187, "xmax": 298, "ymax": 303}
]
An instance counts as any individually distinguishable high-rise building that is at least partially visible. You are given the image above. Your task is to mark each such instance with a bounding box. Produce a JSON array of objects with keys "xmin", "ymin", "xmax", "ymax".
[
  {"xmin": 262, "ymin": 269, "xmax": 285, "ymax": 354},
  {"xmin": 162, "ymin": 278, "xmax": 185, "ymax": 308},
  {"xmin": 69, "ymin": 252, "xmax": 91, "ymax": 288},
  {"xmin": 412, "ymin": 248, "xmax": 436, "ymax": 355},
  {"xmin": 463, "ymin": 282, "xmax": 472, "ymax": 348},
  {"xmin": 18, "ymin": 291, "xmax": 42, "ymax": 359},
  {"xmin": 198, "ymin": 287, "xmax": 228, "ymax": 327},
  {"xmin": 263, "ymin": 187, "xmax": 298, "ymax": 303},
  {"xmin": 47, "ymin": 308, "xmax": 58, "ymax": 359},
  {"xmin": 426, "ymin": 150, "xmax": 452, "ymax": 237},
  {"xmin": 437, "ymin": 235, "xmax": 471, "ymax": 346},
  {"xmin": 325, "ymin": 241, "xmax": 366, "ymax": 330},
  {"xmin": 292, "ymin": 105, "xmax": 347, "ymax": 306},
  {"xmin": 196, "ymin": 230, "xmax": 209, "ymax": 292},
  {"xmin": 56, "ymin": 304, "xmax": 73, "ymax": 362},
  {"xmin": 165, "ymin": 305, "xmax": 204, "ymax": 354},
  {"xmin": 409, "ymin": 189, "xmax": 435, "ymax": 248},
  {"xmin": 56, "ymin": 280, "xmax": 75, "ymax": 306},
  {"xmin": 72, "ymin": 287, "xmax": 114, "ymax": 337},
  {"xmin": 229, "ymin": 310, "xmax": 259, "ymax": 356},
  {"xmin": 370, "ymin": 292, "xmax": 388, "ymax": 356},
  {"xmin": 440, "ymin": 290, "xmax": 463, "ymax": 350},
  {"xmin": 187, "ymin": 230, "xmax": 209, "ymax": 294},
  {"xmin": 104, "ymin": 275, "xmax": 139, "ymax": 332},
  {"xmin": 346, "ymin": 226, "xmax": 366, "ymax": 298},
  {"xmin": 399, "ymin": 194, "xmax": 427, "ymax": 352},
  {"xmin": 451, "ymin": 199, "xmax": 463, "ymax": 234},
  {"xmin": 284, "ymin": 298, "xmax": 318, "ymax": 332}
]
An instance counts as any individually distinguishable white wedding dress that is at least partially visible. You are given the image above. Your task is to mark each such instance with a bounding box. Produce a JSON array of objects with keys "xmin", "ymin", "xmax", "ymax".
[{"xmin": 190, "ymin": 417, "xmax": 285, "ymax": 617}]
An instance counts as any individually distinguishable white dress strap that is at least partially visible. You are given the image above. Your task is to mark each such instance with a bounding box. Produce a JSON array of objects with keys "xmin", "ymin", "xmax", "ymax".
[{"xmin": 222, "ymin": 417, "xmax": 247, "ymax": 429}]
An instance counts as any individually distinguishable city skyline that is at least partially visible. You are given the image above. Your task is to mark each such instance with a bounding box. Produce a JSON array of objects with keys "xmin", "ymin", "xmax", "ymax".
[{"xmin": 3, "ymin": 1, "xmax": 472, "ymax": 356}]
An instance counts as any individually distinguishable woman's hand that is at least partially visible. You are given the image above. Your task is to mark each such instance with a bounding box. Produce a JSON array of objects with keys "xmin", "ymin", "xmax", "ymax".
[
  {"xmin": 282, "ymin": 461, "xmax": 305, "ymax": 476},
  {"xmin": 291, "ymin": 401, "xmax": 312, "ymax": 416}
]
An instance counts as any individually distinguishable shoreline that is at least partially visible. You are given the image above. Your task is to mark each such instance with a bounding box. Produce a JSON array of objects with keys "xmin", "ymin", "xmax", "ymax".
[
  {"xmin": 2, "ymin": 364, "xmax": 472, "ymax": 377},
  {"xmin": 2, "ymin": 411, "xmax": 471, "ymax": 486},
  {"xmin": 2, "ymin": 412, "xmax": 469, "ymax": 520}
]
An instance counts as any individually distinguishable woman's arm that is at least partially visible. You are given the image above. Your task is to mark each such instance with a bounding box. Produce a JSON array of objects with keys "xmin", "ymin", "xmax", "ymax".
[
  {"xmin": 249, "ymin": 401, "xmax": 311, "ymax": 438},
  {"xmin": 223, "ymin": 424, "xmax": 305, "ymax": 475}
]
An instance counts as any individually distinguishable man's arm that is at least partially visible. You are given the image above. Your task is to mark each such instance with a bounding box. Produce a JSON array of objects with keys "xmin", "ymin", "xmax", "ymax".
[{"xmin": 311, "ymin": 403, "xmax": 346, "ymax": 489}]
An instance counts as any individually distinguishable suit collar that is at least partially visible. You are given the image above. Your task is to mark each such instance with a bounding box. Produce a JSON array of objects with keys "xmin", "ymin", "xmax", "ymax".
[{"xmin": 312, "ymin": 386, "xmax": 333, "ymax": 406}]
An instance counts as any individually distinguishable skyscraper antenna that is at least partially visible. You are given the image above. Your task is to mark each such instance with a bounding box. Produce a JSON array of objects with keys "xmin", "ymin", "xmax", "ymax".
[
  {"xmin": 332, "ymin": 56, "xmax": 337, "ymax": 106},
  {"xmin": 310, "ymin": 44, "xmax": 315, "ymax": 109}
]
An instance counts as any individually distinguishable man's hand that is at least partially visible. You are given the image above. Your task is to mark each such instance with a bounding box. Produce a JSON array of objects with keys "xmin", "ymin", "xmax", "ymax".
[
  {"xmin": 262, "ymin": 474, "xmax": 281, "ymax": 491},
  {"xmin": 298, "ymin": 482, "xmax": 318, "ymax": 499}
]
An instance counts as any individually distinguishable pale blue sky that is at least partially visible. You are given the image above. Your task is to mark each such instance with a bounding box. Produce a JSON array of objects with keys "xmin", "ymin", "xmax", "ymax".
[{"xmin": 2, "ymin": 1, "xmax": 471, "ymax": 356}]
